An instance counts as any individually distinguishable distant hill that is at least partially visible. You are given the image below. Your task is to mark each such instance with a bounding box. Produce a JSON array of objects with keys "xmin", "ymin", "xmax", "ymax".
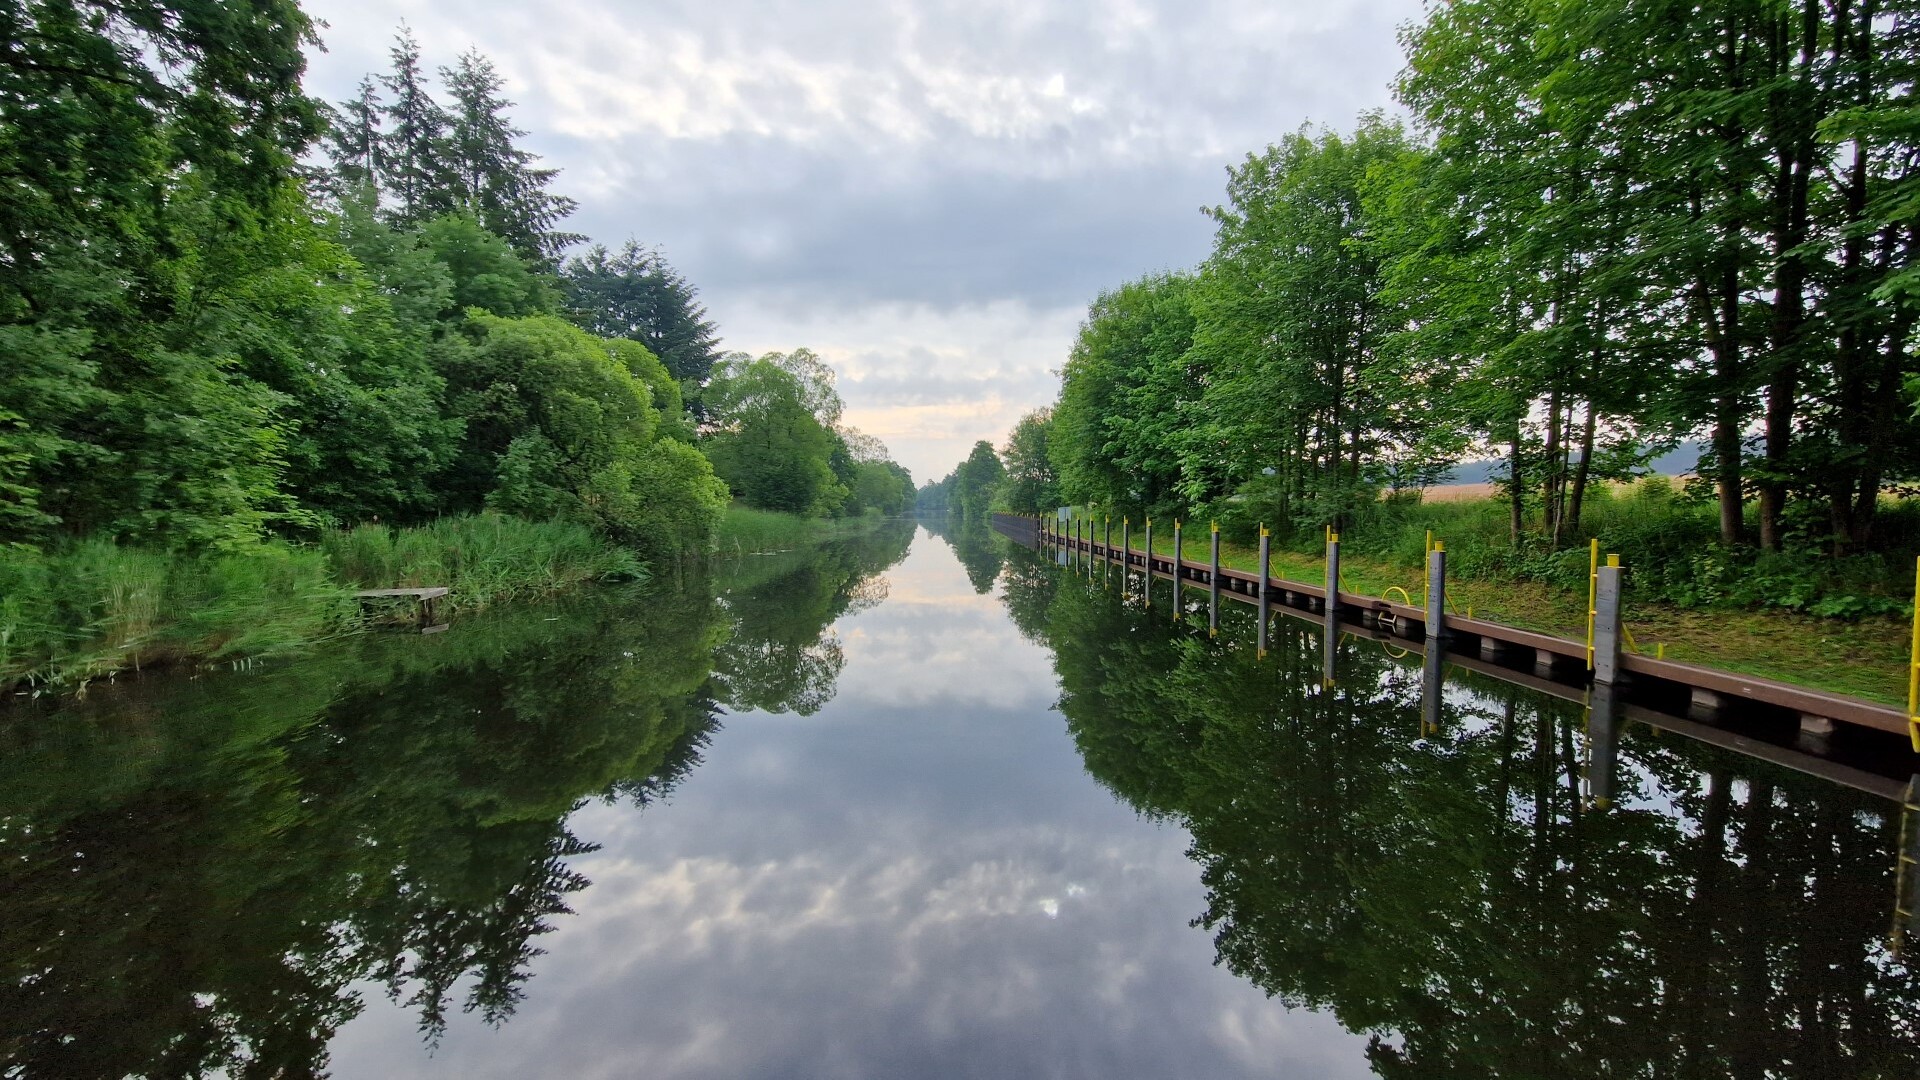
[{"xmin": 1441, "ymin": 440, "xmax": 1703, "ymax": 485}]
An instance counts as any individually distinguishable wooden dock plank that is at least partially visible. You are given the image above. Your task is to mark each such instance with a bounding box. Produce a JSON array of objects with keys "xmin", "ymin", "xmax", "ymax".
[{"xmin": 1620, "ymin": 652, "xmax": 1909, "ymax": 735}]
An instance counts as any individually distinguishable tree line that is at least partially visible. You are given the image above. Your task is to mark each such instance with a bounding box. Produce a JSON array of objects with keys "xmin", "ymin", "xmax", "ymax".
[
  {"xmin": 0, "ymin": 7, "xmax": 909, "ymax": 568},
  {"xmin": 954, "ymin": 0, "xmax": 1920, "ymax": 565}
]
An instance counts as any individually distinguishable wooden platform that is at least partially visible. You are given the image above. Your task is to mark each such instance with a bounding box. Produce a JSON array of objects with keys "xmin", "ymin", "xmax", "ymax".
[
  {"xmin": 354, "ymin": 587, "xmax": 449, "ymax": 601},
  {"xmin": 354, "ymin": 587, "xmax": 450, "ymax": 630},
  {"xmin": 1014, "ymin": 517, "xmax": 1914, "ymax": 747}
]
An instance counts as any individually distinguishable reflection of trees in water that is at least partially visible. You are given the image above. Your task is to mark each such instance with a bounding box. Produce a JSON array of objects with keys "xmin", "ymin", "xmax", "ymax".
[
  {"xmin": 1007, "ymin": 562, "xmax": 1920, "ymax": 1078},
  {"xmin": 920, "ymin": 515, "xmax": 1007, "ymax": 593},
  {"xmin": 0, "ymin": 534, "xmax": 879, "ymax": 1077},
  {"xmin": 708, "ymin": 518, "xmax": 915, "ymax": 716}
]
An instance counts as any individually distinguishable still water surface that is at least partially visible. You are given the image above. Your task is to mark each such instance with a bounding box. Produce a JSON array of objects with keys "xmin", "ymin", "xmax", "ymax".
[{"xmin": 5, "ymin": 521, "xmax": 1919, "ymax": 1077}]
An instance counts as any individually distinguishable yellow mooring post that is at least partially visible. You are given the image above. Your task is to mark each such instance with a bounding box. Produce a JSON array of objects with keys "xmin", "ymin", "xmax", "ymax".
[
  {"xmin": 1586, "ymin": 538, "xmax": 1601, "ymax": 670},
  {"xmin": 1907, "ymin": 555, "xmax": 1920, "ymax": 752}
]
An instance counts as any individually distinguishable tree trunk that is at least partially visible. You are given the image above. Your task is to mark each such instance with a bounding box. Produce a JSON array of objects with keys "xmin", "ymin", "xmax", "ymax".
[
  {"xmin": 1568, "ymin": 401, "xmax": 1598, "ymax": 538},
  {"xmin": 1757, "ymin": 0, "xmax": 1821, "ymax": 552},
  {"xmin": 1543, "ymin": 388, "xmax": 1564, "ymax": 544},
  {"xmin": 1508, "ymin": 429, "xmax": 1526, "ymax": 547}
]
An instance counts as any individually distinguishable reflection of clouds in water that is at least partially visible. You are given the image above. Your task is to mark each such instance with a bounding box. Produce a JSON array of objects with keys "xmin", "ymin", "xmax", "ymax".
[
  {"xmin": 337, "ymin": 819, "xmax": 1366, "ymax": 1079},
  {"xmin": 328, "ymin": 529, "xmax": 1371, "ymax": 1079},
  {"xmin": 826, "ymin": 530, "xmax": 1058, "ymax": 711}
]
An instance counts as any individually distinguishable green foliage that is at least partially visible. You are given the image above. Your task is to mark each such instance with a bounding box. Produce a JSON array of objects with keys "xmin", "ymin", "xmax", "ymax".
[
  {"xmin": 1192, "ymin": 117, "xmax": 1437, "ymax": 530},
  {"xmin": 441, "ymin": 313, "xmax": 729, "ymax": 561},
  {"xmin": 321, "ymin": 514, "xmax": 643, "ymax": 602},
  {"xmin": 586, "ymin": 439, "xmax": 730, "ymax": 560},
  {"xmin": 1, "ymin": 9, "xmax": 901, "ymax": 579},
  {"xmin": 847, "ymin": 459, "xmax": 915, "ymax": 516},
  {"xmin": 714, "ymin": 505, "xmax": 833, "ymax": 554},
  {"xmin": 419, "ymin": 213, "xmax": 555, "ymax": 318},
  {"xmin": 713, "ymin": 503, "xmax": 908, "ymax": 557},
  {"xmin": 701, "ymin": 351, "xmax": 849, "ymax": 515},
  {"xmin": 1050, "ymin": 273, "xmax": 1196, "ymax": 520},
  {"xmin": 606, "ymin": 338, "xmax": 688, "ymax": 430},
  {"xmin": 438, "ymin": 49, "xmax": 581, "ymax": 265},
  {"xmin": 997, "ymin": 408, "xmax": 1060, "ymax": 513},
  {"xmin": 954, "ymin": 440, "xmax": 1005, "ymax": 520}
]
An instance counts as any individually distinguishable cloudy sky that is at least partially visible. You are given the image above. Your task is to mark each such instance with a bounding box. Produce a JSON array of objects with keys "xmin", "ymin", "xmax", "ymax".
[{"xmin": 300, "ymin": 0, "xmax": 1425, "ymax": 485}]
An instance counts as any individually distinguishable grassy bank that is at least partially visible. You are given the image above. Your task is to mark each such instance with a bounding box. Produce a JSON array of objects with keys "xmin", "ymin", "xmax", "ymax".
[
  {"xmin": 1056, "ymin": 485, "xmax": 1919, "ymax": 705},
  {"xmin": 1, "ymin": 515, "xmax": 642, "ymax": 692},
  {"xmin": 713, "ymin": 505, "xmax": 906, "ymax": 556}
]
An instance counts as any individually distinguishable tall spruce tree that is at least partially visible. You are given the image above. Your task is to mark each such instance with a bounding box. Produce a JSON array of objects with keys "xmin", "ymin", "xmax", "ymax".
[
  {"xmin": 379, "ymin": 26, "xmax": 452, "ymax": 226},
  {"xmin": 441, "ymin": 49, "xmax": 580, "ymax": 266},
  {"xmin": 319, "ymin": 75, "xmax": 384, "ymax": 200}
]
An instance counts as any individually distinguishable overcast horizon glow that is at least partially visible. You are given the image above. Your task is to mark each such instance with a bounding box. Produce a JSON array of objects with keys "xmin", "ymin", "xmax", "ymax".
[{"xmin": 300, "ymin": 0, "xmax": 1423, "ymax": 484}]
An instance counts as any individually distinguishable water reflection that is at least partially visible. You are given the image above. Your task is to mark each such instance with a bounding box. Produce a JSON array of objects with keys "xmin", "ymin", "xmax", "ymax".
[
  {"xmin": 1002, "ymin": 548, "xmax": 1920, "ymax": 1077},
  {"xmin": 920, "ymin": 515, "xmax": 1006, "ymax": 594},
  {"xmin": 9, "ymin": 523, "xmax": 1919, "ymax": 1078},
  {"xmin": 0, "ymin": 522, "xmax": 914, "ymax": 1077}
]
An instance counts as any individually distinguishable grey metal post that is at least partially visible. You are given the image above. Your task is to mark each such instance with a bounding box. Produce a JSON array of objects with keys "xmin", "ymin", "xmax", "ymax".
[
  {"xmin": 1257, "ymin": 590, "xmax": 1270, "ymax": 657},
  {"xmin": 1208, "ymin": 523, "xmax": 1221, "ymax": 634},
  {"xmin": 1257, "ymin": 527, "xmax": 1271, "ymax": 603},
  {"xmin": 1586, "ymin": 681, "xmax": 1622, "ymax": 811},
  {"xmin": 1421, "ymin": 638, "xmax": 1443, "ymax": 737},
  {"xmin": 1324, "ymin": 530, "xmax": 1341, "ymax": 615},
  {"xmin": 1172, "ymin": 521, "xmax": 1182, "ymax": 583},
  {"xmin": 1104, "ymin": 517, "xmax": 1111, "ymax": 561},
  {"xmin": 1122, "ymin": 519, "xmax": 1131, "ymax": 570},
  {"xmin": 1322, "ymin": 606, "xmax": 1339, "ymax": 688},
  {"xmin": 1426, "ymin": 542, "xmax": 1448, "ymax": 640},
  {"xmin": 1594, "ymin": 559, "xmax": 1625, "ymax": 684}
]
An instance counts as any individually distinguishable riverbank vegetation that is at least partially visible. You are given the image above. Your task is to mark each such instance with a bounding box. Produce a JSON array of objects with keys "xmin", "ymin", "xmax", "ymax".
[
  {"xmin": 0, "ymin": 8, "xmax": 910, "ymax": 689},
  {"xmin": 924, "ymin": 0, "xmax": 1920, "ymax": 666},
  {"xmin": 1, "ymin": 515, "xmax": 638, "ymax": 692}
]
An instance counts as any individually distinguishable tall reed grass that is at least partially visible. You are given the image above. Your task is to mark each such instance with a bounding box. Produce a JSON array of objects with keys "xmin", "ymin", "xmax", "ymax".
[
  {"xmin": 1, "ymin": 514, "xmax": 643, "ymax": 691},
  {"xmin": 321, "ymin": 515, "xmax": 643, "ymax": 610}
]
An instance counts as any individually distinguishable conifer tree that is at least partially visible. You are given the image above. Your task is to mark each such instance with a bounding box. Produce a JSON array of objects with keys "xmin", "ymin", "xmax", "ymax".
[
  {"xmin": 441, "ymin": 50, "xmax": 581, "ymax": 266},
  {"xmin": 320, "ymin": 76, "xmax": 384, "ymax": 199},
  {"xmin": 379, "ymin": 26, "xmax": 453, "ymax": 226},
  {"xmin": 562, "ymin": 241, "xmax": 722, "ymax": 391}
]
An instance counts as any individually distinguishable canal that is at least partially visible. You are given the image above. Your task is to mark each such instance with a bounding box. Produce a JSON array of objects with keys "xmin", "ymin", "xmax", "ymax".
[{"xmin": 5, "ymin": 520, "xmax": 1919, "ymax": 1078}]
